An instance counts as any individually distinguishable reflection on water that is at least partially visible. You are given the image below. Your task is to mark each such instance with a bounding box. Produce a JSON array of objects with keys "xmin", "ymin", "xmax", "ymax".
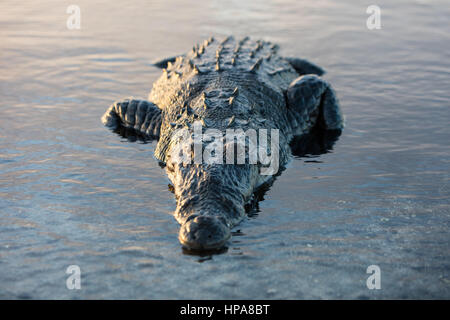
[{"xmin": 0, "ymin": 0, "xmax": 449, "ymax": 299}]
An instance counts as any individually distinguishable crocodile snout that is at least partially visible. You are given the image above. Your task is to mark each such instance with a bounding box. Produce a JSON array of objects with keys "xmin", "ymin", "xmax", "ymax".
[{"xmin": 178, "ymin": 215, "xmax": 231, "ymax": 250}]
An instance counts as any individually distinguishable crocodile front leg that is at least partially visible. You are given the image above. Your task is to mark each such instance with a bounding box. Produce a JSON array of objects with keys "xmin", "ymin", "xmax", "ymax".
[
  {"xmin": 102, "ymin": 99, "xmax": 162, "ymax": 138},
  {"xmin": 286, "ymin": 74, "xmax": 344, "ymax": 134}
]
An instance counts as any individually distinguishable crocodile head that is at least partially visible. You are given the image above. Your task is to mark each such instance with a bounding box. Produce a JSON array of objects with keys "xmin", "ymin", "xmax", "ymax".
[
  {"xmin": 155, "ymin": 100, "xmax": 282, "ymax": 250},
  {"xmin": 166, "ymin": 155, "xmax": 258, "ymax": 250}
]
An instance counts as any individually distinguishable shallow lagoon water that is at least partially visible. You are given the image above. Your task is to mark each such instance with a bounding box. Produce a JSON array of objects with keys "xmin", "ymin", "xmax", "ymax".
[{"xmin": 0, "ymin": 0, "xmax": 449, "ymax": 299}]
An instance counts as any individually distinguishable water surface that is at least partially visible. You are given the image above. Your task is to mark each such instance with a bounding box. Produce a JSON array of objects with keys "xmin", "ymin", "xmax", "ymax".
[{"xmin": 0, "ymin": 0, "xmax": 449, "ymax": 299}]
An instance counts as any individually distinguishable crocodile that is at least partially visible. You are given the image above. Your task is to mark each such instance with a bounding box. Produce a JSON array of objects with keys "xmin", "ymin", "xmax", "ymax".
[{"xmin": 102, "ymin": 36, "xmax": 344, "ymax": 251}]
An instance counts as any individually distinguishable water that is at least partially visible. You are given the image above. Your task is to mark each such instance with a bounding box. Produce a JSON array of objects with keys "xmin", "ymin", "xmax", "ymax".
[{"xmin": 0, "ymin": 0, "xmax": 449, "ymax": 299}]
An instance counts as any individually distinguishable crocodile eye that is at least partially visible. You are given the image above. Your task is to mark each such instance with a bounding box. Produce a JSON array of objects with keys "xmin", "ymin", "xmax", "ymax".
[{"xmin": 166, "ymin": 163, "xmax": 175, "ymax": 173}]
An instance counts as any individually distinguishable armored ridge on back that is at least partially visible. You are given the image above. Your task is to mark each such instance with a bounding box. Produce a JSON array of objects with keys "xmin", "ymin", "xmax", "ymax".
[{"xmin": 102, "ymin": 36, "xmax": 344, "ymax": 251}]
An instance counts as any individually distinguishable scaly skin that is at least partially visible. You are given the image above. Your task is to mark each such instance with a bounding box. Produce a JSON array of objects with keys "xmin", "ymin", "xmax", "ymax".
[{"xmin": 102, "ymin": 36, "xmax": 344, "ymax": 251}]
